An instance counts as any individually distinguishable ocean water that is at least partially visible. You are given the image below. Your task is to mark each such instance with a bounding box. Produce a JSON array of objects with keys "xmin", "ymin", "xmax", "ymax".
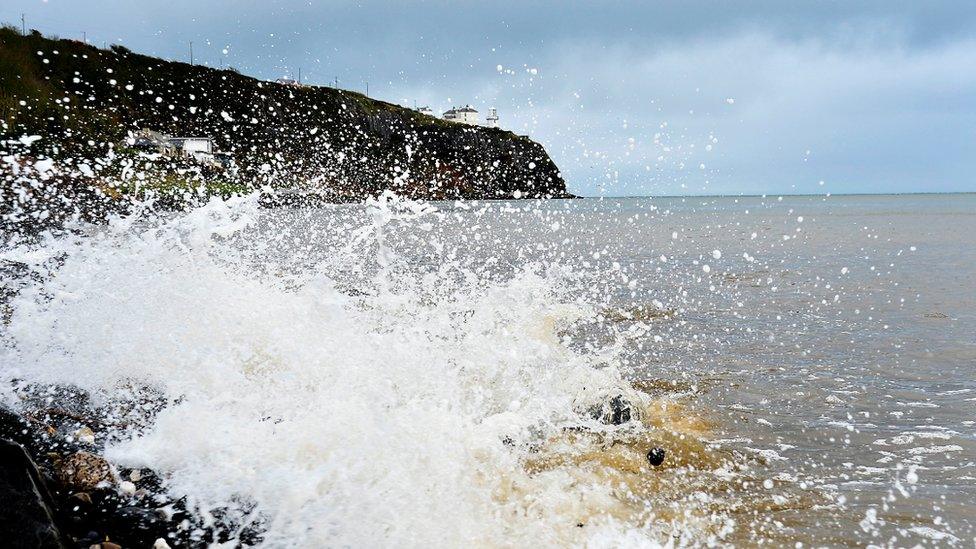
[{"xmin": 1, "ymin": 192, "xmax": 973, "ymax": 546}]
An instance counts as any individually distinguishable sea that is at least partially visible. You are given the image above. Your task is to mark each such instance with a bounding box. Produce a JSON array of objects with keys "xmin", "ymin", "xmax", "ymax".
[{"xmin": 1, "ymin": 192, "xmax": 973, "ymax": 546}]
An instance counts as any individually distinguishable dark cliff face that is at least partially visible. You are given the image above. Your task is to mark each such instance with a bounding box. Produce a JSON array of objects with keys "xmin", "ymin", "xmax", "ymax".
[{"xmin": 0, "ymin": 27, "xmax": 567, "ymax": 201}]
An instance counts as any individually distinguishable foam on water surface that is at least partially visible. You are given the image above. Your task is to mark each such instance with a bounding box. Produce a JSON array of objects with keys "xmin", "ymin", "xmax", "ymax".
[
  {"xmin": 0, "ymin": 194, "xmax": 783, "ymax": 546},
  {"xmin": 6, "ymin": 193, "xmax": 971, "ymax": 546}
]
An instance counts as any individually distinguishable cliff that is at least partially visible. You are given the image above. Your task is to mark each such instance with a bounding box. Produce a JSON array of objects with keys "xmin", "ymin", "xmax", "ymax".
[{"xmin": 0, "ymin": 27, "xmax": 568, "ymax": 205}]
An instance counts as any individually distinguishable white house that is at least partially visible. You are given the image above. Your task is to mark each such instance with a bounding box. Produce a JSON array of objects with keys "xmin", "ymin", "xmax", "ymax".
[
  {"xmin": 443, "ymin": 105, "xmax": 479, "ymax": 125},
  {"xmin": 417, "ymin": 106, "xmax": 435, "ymax": 118},
  {"xmin": 166, "ymin": 137, "xmax": 220, "ymax": 166},
  {"xmin": 125, "ymin": 130, "xmax": 232, "ymax": 170},
  {"xmin": 167, "ymin": 137, "xmax": 214, "ymax": 156}
]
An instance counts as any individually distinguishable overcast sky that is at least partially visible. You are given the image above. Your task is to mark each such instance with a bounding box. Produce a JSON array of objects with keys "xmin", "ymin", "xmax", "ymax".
[{"xmin": 4, "ymin": 1, "xmax": 976, "ymax": 196}]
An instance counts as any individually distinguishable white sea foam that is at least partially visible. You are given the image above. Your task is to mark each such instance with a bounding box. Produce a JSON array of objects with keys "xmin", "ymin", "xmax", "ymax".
[{"xmin": 0, "ymin": 194, "xmax": 669, "ymax": 546}]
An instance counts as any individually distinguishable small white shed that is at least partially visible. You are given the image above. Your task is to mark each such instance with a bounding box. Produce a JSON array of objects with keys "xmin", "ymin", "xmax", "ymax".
[{"xmin": 168, "ymin": 137, "xmax": 214, "ymax": 156}]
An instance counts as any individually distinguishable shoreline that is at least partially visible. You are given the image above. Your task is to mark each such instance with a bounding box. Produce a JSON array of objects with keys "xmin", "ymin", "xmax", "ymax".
[{"xmin": 0, "ymin": 402, "xmax": 186, "ymax": 548}]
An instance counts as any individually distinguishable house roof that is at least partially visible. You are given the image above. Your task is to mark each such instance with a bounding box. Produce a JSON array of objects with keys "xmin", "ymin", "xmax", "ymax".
[{"xmin": 444, "ymin": 105, "xmax": 478, "ymax": 116}]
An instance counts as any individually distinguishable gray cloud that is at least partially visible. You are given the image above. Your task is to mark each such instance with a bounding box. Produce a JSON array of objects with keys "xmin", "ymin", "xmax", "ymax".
[{"xmin": 4, "ymin": 0, "xmax": 975, "ymax": 195}]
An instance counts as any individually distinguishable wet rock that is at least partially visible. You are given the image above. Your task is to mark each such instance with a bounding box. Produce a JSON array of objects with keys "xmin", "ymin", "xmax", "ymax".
[
  {"xmin": 74, "ymin": 426, "xmax": 96, "ymax": 445},
  {"xmin": 55, "ymin": 451, "xmax": 113, "ymax": 491},
  {"xmin": 77, "ymin": 531, "xmax": 103, "ymax": 545},
  {"xmin": 99, "ymin": 506, "xmax": 174, "ymax": 547},
  {"xmin": 69, "ymin": 491, "xmax": 93, "ymax": 506},
  {"xmin": 122, "ymin": 467, "xmax": 165, "ymax": 496},
  {"xmin": 118, "ymin": 480, "xmax": 136, "ymax": 495},
  {"xmin": 0, "ymin": 439, "xmax": 69, "ymax": 548},
  {"xmin": 63, "ymin": 490, "xmax": 97, "ymax": 530},
  {"xmin": 588, "ymin": 395, "xmax": 637, "ymax": 425},
  {"xmin": 3, "ymin": 399, "xmax": 256, "ymax": 546},
  {"xmin": 1, "ymin": 404, "xmax": 48, "ymax": 456},
  {"xmin": 646, "ymin": 447, "xmax": 666, "ymax": 467},
  {"xmin": 1, "ymin": 404, "xmax": 84, "ymax": 462}
]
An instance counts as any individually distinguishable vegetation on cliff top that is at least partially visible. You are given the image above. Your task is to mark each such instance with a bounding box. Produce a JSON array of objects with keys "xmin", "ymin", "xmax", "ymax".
[{"xmin": 1, "ymin": 25, "xmax": 568, "ymax": 213}]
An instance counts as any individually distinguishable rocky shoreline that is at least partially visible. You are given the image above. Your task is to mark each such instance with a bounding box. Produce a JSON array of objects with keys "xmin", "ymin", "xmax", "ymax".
[
  {"xmin": 0, "ymin": 383, "xmax": 667, "ymax": 548},
  {"xmin": 0, "ymin": 392, "xmax": 259, "ymax": 548}
]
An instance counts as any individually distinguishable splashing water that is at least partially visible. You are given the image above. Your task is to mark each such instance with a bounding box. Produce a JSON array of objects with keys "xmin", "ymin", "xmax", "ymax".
[
  {"xmin": 3, "ymin": 187, "xmax": 975, "ymax": 548},
  {"xmin": 1, "ymin": 193, "xmax": 779, "ymax": 546}
]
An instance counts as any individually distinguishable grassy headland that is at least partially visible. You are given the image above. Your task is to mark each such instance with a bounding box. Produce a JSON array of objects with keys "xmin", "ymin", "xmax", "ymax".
[{"xmin": 1, "ymin": 26, "xmax": 568, "ymax": 231}]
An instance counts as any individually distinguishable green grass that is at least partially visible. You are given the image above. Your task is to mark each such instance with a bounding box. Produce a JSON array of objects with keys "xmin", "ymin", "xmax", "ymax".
[
  {"xmin": 112, "ymin": 174, "xmax": 251, "ymax": 200},
  {"xmin": 0, "ymin": 24, "xmax": 567, "ymax": 204}
]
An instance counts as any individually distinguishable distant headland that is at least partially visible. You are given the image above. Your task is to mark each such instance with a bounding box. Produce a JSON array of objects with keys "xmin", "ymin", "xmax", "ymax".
[{"xmin": 0, "ymin": 26, "xmax": 570, "ymax": 231}]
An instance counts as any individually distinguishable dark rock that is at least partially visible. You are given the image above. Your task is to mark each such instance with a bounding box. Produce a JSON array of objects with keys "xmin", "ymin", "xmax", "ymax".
[
  {"xmin": 0, "ymin": 404, "xmax": 46, "ymax": 455},
  {"xmin": 646, "ymin": 447, "xmax": 666, "ymax": 467},
  {"xmin": 588, "ymin": 395, "xmax": 636, "ymax": 425},
  {"xmin": 0, "ymin": 439, "xmax": 69, "ymax": 548},
  {"xmin": 1, "ymin": 404, "xmax": 84, "ymax": 464},
  {"xmin": 78, "ymin": 531, "xmax": 103, "ymax": 544},
  {"xmin": 99, "ymin": 506, "xmax": 171, "ymax": 548},
  {"xmin": 2, "ymin": 401, "xmax": 261, "ymax": 546},
  {"xmin": 607, "ymin": 396, "xmax": 632, "ymax": 425},
  {"xmin": 68, "ymin": 491, "xmax": 92, "ymax": 506}
]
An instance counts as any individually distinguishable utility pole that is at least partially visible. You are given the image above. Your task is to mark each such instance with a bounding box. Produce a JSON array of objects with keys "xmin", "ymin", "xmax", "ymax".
[
  {"xmin": 334, "ymin": 76, "xmax": 339, "ymax": 88},
  {"xmin": 21, "ymin": 13, "xmax": 26, "ymax": 34},
  {"xmin": 365, "ymin": 81, "xmax": 369, "ymax": 97},
  {"xmin": 298, "ymin": 67, "xmax": 302, "ymax": 85},
  {"xmin": 82, "ymin": 31, "xmax": 87, "ymax": 43},
  {"xmin": 189, "ymin": 41, "xmax": 194, "ymax": 65}
]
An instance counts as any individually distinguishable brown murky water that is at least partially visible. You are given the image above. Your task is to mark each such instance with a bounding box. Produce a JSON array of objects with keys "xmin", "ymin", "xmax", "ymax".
[
  {"xmin": 5, "ymin": 192, "xmax": 972, "ymax": 546},
  {"xmin": 361, "ymin": 192, "xmax": 976, "ymax": 546}
]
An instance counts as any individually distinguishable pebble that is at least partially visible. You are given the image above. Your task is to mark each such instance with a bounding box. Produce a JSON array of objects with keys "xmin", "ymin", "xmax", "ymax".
[
  {"xmin": 56, "ymin": 451, "xmax": 114, "ymax": 491},
  {"xmin": 75, "ymin": 426, "xmax": 96, "ymax": 445},
  {"xmin": 69, "ymin": 491, "xmax": 93, "ymax": 506},
  {"xmin": 647, "ymin": 447, "xmax": 666, "ymax": 467}
]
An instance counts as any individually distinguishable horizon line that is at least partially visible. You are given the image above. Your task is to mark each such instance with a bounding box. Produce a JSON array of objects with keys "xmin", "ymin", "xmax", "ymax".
[{"xmin": 571, "ymin": 190, "xmax": 976, "ymax": 199}]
